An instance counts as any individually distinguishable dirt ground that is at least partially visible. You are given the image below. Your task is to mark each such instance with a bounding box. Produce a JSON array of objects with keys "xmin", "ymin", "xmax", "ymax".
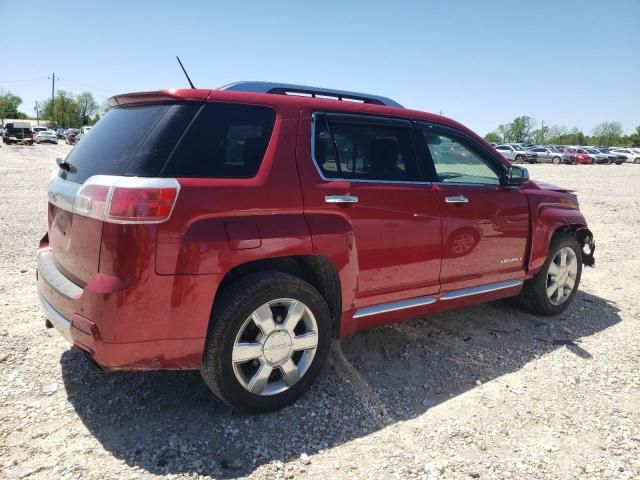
[{"xmin": 0, "ymin": 143, "xmax": 638, "ymax": 480}]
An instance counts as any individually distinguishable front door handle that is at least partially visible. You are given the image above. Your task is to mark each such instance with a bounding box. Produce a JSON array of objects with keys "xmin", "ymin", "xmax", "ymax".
[
  {"xmin": 325, "ymin": 195, "xmax": 359, "ymax": 204},
  {"xmin": 445, "ymin": 195, "xmax": 469, "ymax": 204}
]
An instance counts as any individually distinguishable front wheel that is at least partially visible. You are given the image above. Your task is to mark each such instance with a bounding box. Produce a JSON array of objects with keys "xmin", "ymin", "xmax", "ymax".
[
  {"xmin": 201, "ymin": 272, "xmax": 332, "ymax": 413},
  {"xmin": 634, "ymin": 158, "xmax": 640, "ymax": 164},
  {"xmin": 514, "ymin": 155, "xmax": 525, "ymax": 164},
  {"xmin": 520, "ymin": 233, "xmax": 582, "ymax": 316},
  {"xmin": 552, "ymin": 156, "xmax": 561, "ymax": 165}
]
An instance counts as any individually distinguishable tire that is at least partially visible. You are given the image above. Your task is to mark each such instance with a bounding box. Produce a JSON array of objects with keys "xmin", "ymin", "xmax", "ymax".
[
  {"xmin": 201, "ymin": 272, "xmax": 332, "ymax": 413},
  {"xmin": 519, "ymin": 232, "xmax": 582, "ymax": 316},
  {"xmin": 552, "ymin": 156, "xmax": 561, "ymax": 165},
  {"xmin": 514, "ymin": 155, "xmax": 524, "ymax": 164},
  {"xmin": 634, "ymin": 158, "xmax": 640, "ymax": 164}
]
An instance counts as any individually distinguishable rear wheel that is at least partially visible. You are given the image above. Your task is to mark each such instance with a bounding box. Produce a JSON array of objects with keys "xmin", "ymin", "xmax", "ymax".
[
  {"xmin": 520, "ymin": 233, "xmax": 582, "ymax": 316},
  {"xmin": 552, "ymin": 156, "xmax": 561, "ymax": 165},
  {"xmin": 201, "ymin": 272, "xmax": 332, "ymax": 413}
]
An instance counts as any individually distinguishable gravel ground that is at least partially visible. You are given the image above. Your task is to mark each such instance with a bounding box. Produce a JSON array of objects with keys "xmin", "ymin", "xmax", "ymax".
[{"xmin": 1, "ymin": 143, "xmax": 638, "ymax": 480}]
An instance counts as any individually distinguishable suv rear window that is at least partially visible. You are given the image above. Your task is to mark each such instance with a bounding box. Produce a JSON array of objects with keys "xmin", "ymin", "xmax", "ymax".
[
  {"xmin": 61, "ymin": 103, "xmax": 199, "ymax": 184},
  {"xmin": 162, "ymin": 103, "xmax": 276, "ymax": 178}
]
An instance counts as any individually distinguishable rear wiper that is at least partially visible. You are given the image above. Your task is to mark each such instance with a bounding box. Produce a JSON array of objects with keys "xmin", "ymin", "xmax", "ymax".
[{"xmin": 56, "ymin": 157, "xmax": 72, "ymax": 172}]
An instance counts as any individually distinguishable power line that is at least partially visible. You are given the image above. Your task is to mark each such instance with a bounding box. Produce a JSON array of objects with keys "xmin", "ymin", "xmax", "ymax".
[
  {"xmin": 0, "ymin": 77, "xmax": 49, "ymax": 84},
  {"xmin": 58, "ymin": 78, "xmax": 116, "ymax": 94}
]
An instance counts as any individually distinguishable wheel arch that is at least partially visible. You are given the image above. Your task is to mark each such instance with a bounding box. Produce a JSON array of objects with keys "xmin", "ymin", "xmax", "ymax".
[
  {"xmin": 214, "ymin": 255, "xmax": 343, "ymax": 337},
  {"xmin": 527, "ymin": 202, "xmax": 592, "ymax": 276}
]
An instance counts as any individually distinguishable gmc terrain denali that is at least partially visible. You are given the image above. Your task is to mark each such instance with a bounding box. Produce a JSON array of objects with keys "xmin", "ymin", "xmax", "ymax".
[{"xmin": 37, "ymin": 82, "xmax": 595, "ymax": 412}]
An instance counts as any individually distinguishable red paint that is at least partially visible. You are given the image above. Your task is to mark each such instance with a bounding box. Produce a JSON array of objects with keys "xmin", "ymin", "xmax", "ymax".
[{"xmin": 37, "ymin": 87, "xmax": 592, "ymax": 370}]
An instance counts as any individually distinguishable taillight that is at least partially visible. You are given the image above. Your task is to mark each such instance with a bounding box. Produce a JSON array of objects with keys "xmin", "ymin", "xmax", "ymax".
[{"xmin": 73, "ymin": 176, "xmax": 180, "ymax": 224}]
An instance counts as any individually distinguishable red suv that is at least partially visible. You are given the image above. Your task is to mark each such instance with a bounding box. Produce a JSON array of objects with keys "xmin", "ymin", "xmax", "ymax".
[{"xmin": 37, "ymin": 82, "xmax": 595, "ymax": 412}]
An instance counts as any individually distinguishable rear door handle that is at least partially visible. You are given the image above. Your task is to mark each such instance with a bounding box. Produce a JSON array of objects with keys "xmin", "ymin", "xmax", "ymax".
[
  {"xmin": 325, "ymin": 195, "xmax": 359, "ymax": 204},
  {"xmin": 445, "ymin": 195, "xmax": 469, "ymax": 204}
]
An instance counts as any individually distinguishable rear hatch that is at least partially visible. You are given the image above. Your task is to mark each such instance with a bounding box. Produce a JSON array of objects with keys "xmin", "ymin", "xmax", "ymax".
[{"xmin": 47, "ymin": 94, "xmax": 204, "ymax": 285}]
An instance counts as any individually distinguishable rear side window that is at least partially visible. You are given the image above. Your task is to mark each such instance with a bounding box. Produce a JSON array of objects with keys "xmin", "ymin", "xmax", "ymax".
[
  {"xmin": 61, "ymin": 103, "xmax": 199, "ymax": 184},
  {"xmin": 314, "ymin": 114, "xmax": 420, "ymax": 182},
  {"xmin": 163, "ymin": 103, "xmax": 276, "ymax": 178}
]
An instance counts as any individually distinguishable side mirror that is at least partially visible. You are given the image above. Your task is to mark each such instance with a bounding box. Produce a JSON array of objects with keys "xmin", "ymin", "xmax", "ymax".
[{"xmin": 506, "ymin": 165, "xmax": 529, "ymax": 186}]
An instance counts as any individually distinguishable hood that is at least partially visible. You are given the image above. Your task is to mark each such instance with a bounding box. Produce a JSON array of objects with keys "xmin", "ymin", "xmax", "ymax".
[{"xmin": 528, "ymin": 180, "xmax": 575, "ymax": 194}]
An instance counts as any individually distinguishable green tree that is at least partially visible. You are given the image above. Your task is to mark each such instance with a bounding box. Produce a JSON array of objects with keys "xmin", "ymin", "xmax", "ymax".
[
  {"xmin": 629, "ymin": 126, "xmax": 640, "ymax": 147},
  {"xmin": 76, "ymin": 92, "xmax": 98, "ymax": 125},
  {"xmin": 506, "ymin": 116, "xmax": 535, "ymax": 143},
  {"xmin": 0, "ymin": 90, "xmax": 24, "ymax": 124},
  {"xmin": 496, "ymin": 124, "xmax": 509, "ymax": 142},
  {"xmin": 531, "ymin": 124, "xmax": 550, "ymax": 145},
  {"xmin": 484, "ymin": 131, "xmax": 501, "ymax": 143},
  {"xmin": 592, "ymin": 121, "xmax": 624, "ymax": 146}
]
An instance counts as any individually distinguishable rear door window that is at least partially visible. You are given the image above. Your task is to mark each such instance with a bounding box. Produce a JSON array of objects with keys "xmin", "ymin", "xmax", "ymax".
[
  {"xmin": 162, "ymin": 103, "xmax": 276, "ymax": 178},
  {"xmin": 313, "ymin": 114, "xmax": 420, "ymax": 182}
]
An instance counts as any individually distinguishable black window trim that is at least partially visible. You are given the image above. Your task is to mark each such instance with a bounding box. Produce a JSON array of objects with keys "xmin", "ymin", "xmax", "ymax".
[
  {"xmin": 414, "ymin": 121, "xmax": 509, "ymax": 187},
  {"xmin": 310, "ymin": 111, "xmax": 431, "ymax": 185}
]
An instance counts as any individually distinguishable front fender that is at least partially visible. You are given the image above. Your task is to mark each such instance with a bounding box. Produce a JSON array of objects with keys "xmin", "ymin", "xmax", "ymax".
[{"xmin": 528, "ymin": 205, "xmax": 588, "ymax": 275}]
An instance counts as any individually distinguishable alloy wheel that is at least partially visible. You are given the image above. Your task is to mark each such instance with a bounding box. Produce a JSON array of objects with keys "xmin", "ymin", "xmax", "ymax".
[
  {"xmin": 232, "ymin": 298, "xmax": 319, "ymax": 396},
  {"xmin": 546, "ymin": 247, "xmax": 578, "ymax": 306}
]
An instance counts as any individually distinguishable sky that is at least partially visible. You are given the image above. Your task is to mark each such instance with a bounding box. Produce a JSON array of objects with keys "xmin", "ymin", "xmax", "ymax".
[{"xmin": 1, "ymin": 0, "xmax": 639, "ymax": 135}]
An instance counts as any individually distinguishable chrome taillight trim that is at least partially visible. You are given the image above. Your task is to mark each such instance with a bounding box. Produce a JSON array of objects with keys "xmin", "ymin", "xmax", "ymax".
[{"xmin": 47, "ymin": 174, "xmax": 181, "ymax": 224}]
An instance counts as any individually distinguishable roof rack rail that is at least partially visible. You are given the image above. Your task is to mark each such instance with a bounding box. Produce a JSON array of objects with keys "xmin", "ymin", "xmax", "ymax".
[{"xmin": 218, "ymin": 81, "xmax": 403, "ymax": 108}]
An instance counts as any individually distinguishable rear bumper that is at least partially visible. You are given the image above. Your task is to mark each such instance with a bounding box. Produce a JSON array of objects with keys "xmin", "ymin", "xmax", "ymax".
[
  {"xmin": 36, "ymin": 240, "xmax": 217, "ymax": 370},
  {"xmin": 38, "ymin": 290, "xmax": 72, "ymax": 343}
]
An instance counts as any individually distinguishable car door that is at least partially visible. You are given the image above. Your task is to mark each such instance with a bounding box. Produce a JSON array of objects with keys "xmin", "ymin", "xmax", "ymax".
[
  {"xmin": 295, "ymin": 111, "xmax": 442, "ymax": 308},
  {"xmin": 416, "ymin": 122, "xmax": 529, "ymax": 291}
]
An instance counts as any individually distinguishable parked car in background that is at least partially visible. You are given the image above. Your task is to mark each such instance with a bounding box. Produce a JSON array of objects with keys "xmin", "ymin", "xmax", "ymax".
[
  {"xmin": 31, "ymin": 126, "xmax": 48, "ymax": 137},
  {"xmin": 579, "ymin": 148, "xmax": 610, "ymax": 165},
  {"xmin": 610, "ymin": 148, "xmax": 640, "ymax": 164},
  {"xmin": 562, "ymin": 147, "xmax": 592, "ymax": 165},
  {"xmin": 65, "ymin": 129, "xmax": 79, "ymax": 145},
  {"xmin": 494, "ymin": 144, "xmax": 529, "ymax": 163},
  {"xmin": 76, "ymin": 125, "xmax": 93, "ymax": 143},
  {"xmin": 55, "ymin": 128, "xmax": 66, "ymax": 139},
  {"xmin": 525, "ymin": 146, "xmax": 565, "ymax": 164},
  {"xmin": 37, "ymin": 82, "xmax": 596, "ymax": 412},
  {"xmin": 34, "ymin": 130, "xmax": 59, "ymax": 144},
  {"xmin": 2, "ymin": 122, "xmax": 34, "ymax": 144}
]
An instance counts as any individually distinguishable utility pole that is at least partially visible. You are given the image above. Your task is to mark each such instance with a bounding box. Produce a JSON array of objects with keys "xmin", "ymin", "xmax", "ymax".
[
  {"xmin": 48, "ymin": 73, "xmax": 58, "ymax": 126},
  {"xmin": 34, "ymin": 101, "xmax": 40, "ymax": 126}
]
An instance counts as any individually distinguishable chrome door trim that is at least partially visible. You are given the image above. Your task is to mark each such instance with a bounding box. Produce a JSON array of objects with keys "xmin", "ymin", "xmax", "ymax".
[
  {"xmin": 440, "ymin": 279, "xmax": 522, "ymax": 300},
  {"xmin": 325, "ymin": 195, "xmax": 358, "ymax": 204},
  {"xmin": 445, "ymin": 195, "xmax": 469, "ymax": 204},
  {"xmin": 353, "ymin": 296, "xmax": 437, "ymax": 319}
]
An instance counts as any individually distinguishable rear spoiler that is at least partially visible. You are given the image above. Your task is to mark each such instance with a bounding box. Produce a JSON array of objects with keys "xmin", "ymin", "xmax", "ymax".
[{"xmin": 108, "ymin": 89, "xmax": 212, "ymax": 107}]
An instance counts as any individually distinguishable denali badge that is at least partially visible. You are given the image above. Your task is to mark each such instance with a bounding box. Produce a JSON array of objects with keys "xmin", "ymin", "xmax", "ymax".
[{"xmin": 500, "ymin": 257, "xmax": 522, "ymax": 264}]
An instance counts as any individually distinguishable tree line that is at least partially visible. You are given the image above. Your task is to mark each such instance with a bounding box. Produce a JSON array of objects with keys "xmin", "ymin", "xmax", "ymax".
[
  {"xmin": 1, "ymin": 89, "xmax": 101, "ymax": 128},
  {"xmin": 484, "ymin": 116, "xmax": 640, "ymax": 147}
]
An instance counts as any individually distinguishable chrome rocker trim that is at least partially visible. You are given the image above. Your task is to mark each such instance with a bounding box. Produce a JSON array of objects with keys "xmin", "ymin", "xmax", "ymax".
[
  {"xmin": 353, "ymin": 279, "xmax": 522, "ymax": 318},
  {"xmin": 353, "ymin": 296, "xmax": 437, "ymax": 319},
  {"xmin": 439, "ymin": 279, "xmax": 522, "ymax": 300},
  {"xmin": 38, "ymin": 290, "xmax": 72, "ymax": 343}
]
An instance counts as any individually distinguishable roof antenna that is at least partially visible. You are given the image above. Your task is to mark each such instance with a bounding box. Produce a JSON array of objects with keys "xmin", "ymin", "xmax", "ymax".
[{"xmin": 176, "ymin": 56, "xmax": 196, "ymax": 89}]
